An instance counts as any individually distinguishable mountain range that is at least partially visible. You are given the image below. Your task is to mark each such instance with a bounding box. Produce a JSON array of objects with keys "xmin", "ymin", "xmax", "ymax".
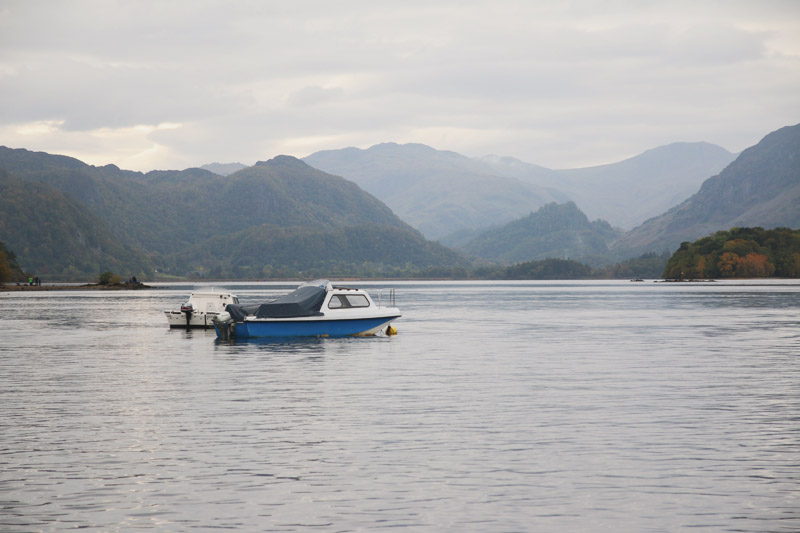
[
  {"xmin": 461, "ymin": 124, "xmax": 799, "ymax": 263},
  {"xmin": 614, "ymin": 123, "xmax": 800, "ymax": 255},
  {"xmin": 0, "ymin": 149, "xmax": 464, "ymax": 279},
  {"xmin": 304, "ymin": 143, "xmax": 568, "ymax": 241},
  {"xmin": 480, "ymin": 142, "xmax": 737, "ymax": 230},
  {"xmin": 304, "ymin": 141, "xmax": 736, "ymax": 241},
  {"xmin": 0, "ymin": 122, "xmax": 797, "ymax": 280}
]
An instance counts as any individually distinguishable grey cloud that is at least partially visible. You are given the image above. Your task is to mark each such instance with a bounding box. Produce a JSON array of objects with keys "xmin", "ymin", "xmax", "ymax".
[
  {"xmin": 0, "ymin": 0, "xmax": 798, "ymax": 170},
  {"xmin": 288, "ymin": 86, "xmax": 345, "ymax": 107}
]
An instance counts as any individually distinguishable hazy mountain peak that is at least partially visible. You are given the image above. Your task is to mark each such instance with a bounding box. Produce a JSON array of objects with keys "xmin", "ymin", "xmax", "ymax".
[
  {"xmin": 304, "ymin": 143, "xmax": 569, "ymax": 239},
  {"xmin": 253, "ymin": 155, "xmax": 319, "ymax": 174},
  {"xmin": 621, "ymin": 141, "xmax": 734, "ymax": 168},
  {"xmin": 364, "ymin": 142, "xmax": 479, "ymax": 165},
  {"xmin": 369, "ymin": 142, "xmax": 433, "ymax": 153},
  {"xmin": 478, "ymin": 154, "xmax": 554, "ymax": 173},
  {"xmin": 0, "ymin": 146, "xmax": 89, "ymax": 172},
  {"xmin": 462, "ymin": 201, "xmax": 623, "ymax": 266},
  {"xmin": 256, "ymin": 154, "xmax": 302, "ymax": 165},
  {"xmin": 199, "ymin": 162, "xmax": 247, "ymax": 176},
  {"xmin": 523, "ymin": 141, "xmax": 737, "ymax": 229},
  {"xmin": 615, "ymin": 122, "xmax": 800, "ymax": 254},
  {"xmin": 369, "ymin": 141, "xmax": 402, "ymax": 150}
]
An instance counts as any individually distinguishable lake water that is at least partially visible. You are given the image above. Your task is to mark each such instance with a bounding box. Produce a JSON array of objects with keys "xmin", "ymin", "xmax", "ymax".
[{"xmin": 2, "ymin": 280, "xmax": 799, "ymax": 532}]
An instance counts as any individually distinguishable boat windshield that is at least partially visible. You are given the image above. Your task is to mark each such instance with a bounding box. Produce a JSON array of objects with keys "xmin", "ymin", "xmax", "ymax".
[{"xmin": 328, "ymin": 294, "xmax": 370, "ymax": 309}]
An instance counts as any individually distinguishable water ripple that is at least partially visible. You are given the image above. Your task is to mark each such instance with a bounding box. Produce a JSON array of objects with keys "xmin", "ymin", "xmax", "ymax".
[{"xmin": 1, "ymin": 281, "xmax": 799, "ymax": 531}]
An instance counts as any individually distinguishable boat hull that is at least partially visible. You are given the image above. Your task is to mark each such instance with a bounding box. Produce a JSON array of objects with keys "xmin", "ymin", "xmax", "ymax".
[
  {"xmin": 216, "ymin": 315, "xmax": 400, "ymax": 339},
  {"xmin": 165, "ymin": 311, "xmax": 219, "ymax": 328}
]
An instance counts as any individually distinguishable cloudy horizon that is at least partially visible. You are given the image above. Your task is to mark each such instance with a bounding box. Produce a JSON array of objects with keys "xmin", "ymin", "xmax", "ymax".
[{"xmin": 1, "ymin": 0, "xmax": 799, "ymax": 172}]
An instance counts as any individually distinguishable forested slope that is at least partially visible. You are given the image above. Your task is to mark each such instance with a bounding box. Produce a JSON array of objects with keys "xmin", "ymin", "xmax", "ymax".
[{"xmin": 0, "ymin": 147, "xmax": 466, "ymax": 279}]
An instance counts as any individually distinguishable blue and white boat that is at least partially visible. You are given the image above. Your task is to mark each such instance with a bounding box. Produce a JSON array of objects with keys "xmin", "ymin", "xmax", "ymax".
[{"xmin": 212, "ymin": 280, "xmax": 400, "ymax": 339}]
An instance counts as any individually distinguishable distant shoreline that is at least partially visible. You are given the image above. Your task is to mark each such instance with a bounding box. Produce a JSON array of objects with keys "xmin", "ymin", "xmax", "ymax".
[{"xmin": 1, "ymin": 282, "xmax": 152, "ymax": 292}]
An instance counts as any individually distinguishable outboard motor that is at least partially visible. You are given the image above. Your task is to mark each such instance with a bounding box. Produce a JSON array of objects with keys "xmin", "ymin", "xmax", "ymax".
[
  {"xmin": 180, "ymin": 302, "xmax": 193, "ymax": 328},
  {"xmin": 213, "ymin": 311, "xmax": 235, "ymax": 340}
]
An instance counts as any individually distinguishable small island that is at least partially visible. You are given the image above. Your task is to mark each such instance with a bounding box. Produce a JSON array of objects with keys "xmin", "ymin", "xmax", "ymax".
[{"xmin": 662, "ymin": 227, "xmax": 800, "ymax": 279}]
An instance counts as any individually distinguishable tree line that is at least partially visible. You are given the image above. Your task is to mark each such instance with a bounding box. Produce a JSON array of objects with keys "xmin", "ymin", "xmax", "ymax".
[
  {"xmin": 5, "ymin": 228, "xmax": 800, "ymax": 283},
  {"xmin": 473, "ymin": 253, "xmax": 669, "ymax": 280}
]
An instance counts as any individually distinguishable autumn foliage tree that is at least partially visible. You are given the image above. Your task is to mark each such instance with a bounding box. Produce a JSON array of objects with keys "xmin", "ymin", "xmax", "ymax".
[{"xmin": 663, "ymin": 227, "xmax": 798, "ymax": 279}]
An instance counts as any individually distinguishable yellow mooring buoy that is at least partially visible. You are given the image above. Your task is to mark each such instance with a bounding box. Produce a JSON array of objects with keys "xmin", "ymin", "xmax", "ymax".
[{"xmin": 386, "ymin": 325, "xmax": 398, "ymax": 336}]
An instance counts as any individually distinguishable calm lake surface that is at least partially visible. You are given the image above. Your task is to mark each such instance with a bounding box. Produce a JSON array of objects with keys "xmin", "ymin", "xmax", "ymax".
[{"xmin": 2, "ymin": 280, "xmax": 799, "ymax": 532}]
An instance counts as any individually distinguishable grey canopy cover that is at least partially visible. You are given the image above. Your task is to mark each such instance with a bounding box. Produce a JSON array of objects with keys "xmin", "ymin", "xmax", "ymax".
[{"xmin": 225, "ymin": 285, "xmax": 327, "ymax": 321}]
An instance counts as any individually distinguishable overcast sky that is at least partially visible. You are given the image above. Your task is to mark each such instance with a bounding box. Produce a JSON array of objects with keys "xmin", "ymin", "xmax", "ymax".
[{"xmin": 1, "ymin": 0, "xmax": 799, "ymax": 171}]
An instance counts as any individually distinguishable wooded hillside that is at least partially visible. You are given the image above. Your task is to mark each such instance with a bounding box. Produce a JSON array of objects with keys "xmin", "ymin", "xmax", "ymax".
[
  {"xmin": 663, "ymin": 227, "xmax": 800, "ymax": 279},
  {"xmin": 0, "ymin": 148, "xmax": 466, "ymax": 280},
  {"xmin": 461, "ymin": 201, "xmax": 623, "ymax": 266}
]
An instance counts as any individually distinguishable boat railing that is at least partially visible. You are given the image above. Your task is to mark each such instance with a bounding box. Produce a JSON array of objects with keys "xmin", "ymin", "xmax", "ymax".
[{"xmin": 375, "ymin": 288, "xmax": 396, "ymax": 308}]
